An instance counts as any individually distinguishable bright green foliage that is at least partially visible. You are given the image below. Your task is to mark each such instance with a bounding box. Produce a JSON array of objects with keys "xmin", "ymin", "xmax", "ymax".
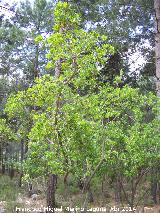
[
  {"xmin": 53, "ymin": 2, "xmax": 81, "ymax": 32},
  {"xmin": 45, "ymin": 2, "xmax": 114, "ymax": 87},
  {"xmin": 4, "ymin": 2, "xmax": 113, "ymax": 178},
  {"xmin": 0, "ymin": 119, "xmax": 16, "ymax": 145},
  {"xmin": 99, "ymin": 86, "xmax": 160, "ymax": 177},
  {"xmin": 4, "ymin": 2, "xmax": 160, "ymax": 185}
]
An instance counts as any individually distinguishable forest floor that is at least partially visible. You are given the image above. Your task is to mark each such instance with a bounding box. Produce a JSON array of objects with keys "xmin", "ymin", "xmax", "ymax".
[{"xmin": 0, "ymin": 174, "xmax": 160, "ymax": 213}]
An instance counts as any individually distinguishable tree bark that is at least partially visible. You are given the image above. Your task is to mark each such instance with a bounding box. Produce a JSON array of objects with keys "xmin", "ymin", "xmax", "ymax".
[
  {"xmin": 151, "ymin": 166, "xmax": 160, "ymax": 204},
  {"xmin": 19, "ymin": 139, "xmax": 24, "ymax": 187},
  {"xmin": 2, "ymin": 148, "xmax": 7, "ymax": 174},
  {"xmin": 153, "ymin": 0, "xmax": 160, "ymax": 205},
  {"xmin": 151, "ymin": 178, "xmax": 158, "ymax": 204},
  {"xmin": 114, "ymin": 176, "xmax": 122, "ymax": 205},
  {"xmin": 154, "ymin": 0, "xmax": 160, "ymax": 97},
  {"xmin": 2, "ymin": 162, "xmax": 5, "ymax": 174},
  {"xmin": 1, "ymin": 147, "xmax": 5, "ymax": 174},
  {"xmin": 33, "ymin": 44, "xmax": 39, "ymax": 79},
  {"xmin": 9, "ymin": 163, "xmax": 14, "ymax": 179},
  {"xmin": 46, "ymin": 174, "xmax": 57, "ymax": 213}
]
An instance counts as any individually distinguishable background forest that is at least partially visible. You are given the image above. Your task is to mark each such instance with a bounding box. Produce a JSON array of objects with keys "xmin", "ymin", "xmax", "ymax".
[{"xmin": 0, "ymin": 0, "xmax": 160, "ymax": 213}]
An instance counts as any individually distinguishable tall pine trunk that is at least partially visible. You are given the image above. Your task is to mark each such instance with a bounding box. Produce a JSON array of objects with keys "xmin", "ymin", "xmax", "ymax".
[
  {"xmin": 19, "ymin": 139, "xmax": 24, "ymax": 187},
  {"xmin": 33, "ymin": 44, "xmax": 39, "ymax": 79},
  {"xmin": 155, "ymin": 0, "xmax": 160, "ymax": 97},
  {"xmin": 153, "ymin": 0, "xmax": 160, "ymax": 205}
]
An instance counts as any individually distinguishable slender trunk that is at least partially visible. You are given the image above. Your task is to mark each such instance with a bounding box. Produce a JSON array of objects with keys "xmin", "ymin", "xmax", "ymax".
[
  {"xmin": 114, "ymin": 176, "xmax": 122, "ymax": 205},
  {"xmin": 140, "ymin": 206, "xmax": 145, "ymax": 213},
  {"xmin": 46, "ymin": 174, "xmax": 57, "ymax": 213},
  {"xmin": 88, "ymin": 186, "xmax": 94, "ymax": 203},
  {"xmin": 2, "ymin": 161, "xmax": 5, "ymax": 174},
  {"xmin": 19, "ymin": 173, "xmax": 23, "ymax": 187},
  {"xmin": 28, "ymin": 182, "xmax": 33, "ymax": 197},
  {"xmin": 155, "ymin": 0, "xmax": 160, "ymax": 98},
  {"xmin": 0, "ymin": 144, "xmax": 2, "ymax": 173},
  {"xmin": 1, "ymin": 148, "xmax": 5, "ymax": 174},
  {"xmin": 154, "ymin": 0, "xmax": 160, "ymax": 206},
  {"xmin": 101, "ymin": 175, "xmax": 105, "ymax": 193},
  {"xmin": 19, "ymin": 139, "xmax": 24, "ymax": 187},
  {"xmin": 151, "ymin": 179, "xmax": 158, "ymax": 204},
  {"xmin": 1, "ymin": 146, "xmax": 6, "ymax": 174},
  {"xmin": 33, "ymin": 44, "xmax": 39, "ymax": 79},
  {"xmin": 64, "ymin": 171, "xmax": 69, "ymax": 185},
  {"xmin": 150, "ymin": 167, "xmax": 159, "ymax": 204},
  {"xmin": 130, "ymin": 178, "xmax": 135, "ymax": 212},
  {"xmin": 81, "ymin": 186, "xmax": 93, "ymax": 213},
  {"xmin": 82, "ymin": 192, "xmax": 88, "ymax": 212},
  {"xmin": 9, "ymin": 163, "xmax": 14, "ymax": 179},
  {"xmin": 64, "ymin": 171, "xmax": 69, "ymax": 199}
]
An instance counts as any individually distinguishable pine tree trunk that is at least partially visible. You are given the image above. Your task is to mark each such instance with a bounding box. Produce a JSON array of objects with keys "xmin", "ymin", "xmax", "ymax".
[
  {"xmin": 153, "ymin": 0, "xmax": 160, "ymax": 205},
  {"xmin": 1, "ymin": 147, "xmax": 5, "ymax": 174},
  {"xmin": 154, "ymin": 0, "xmax": 160, "ymax": 97},
  {"xmin": 2, "ymin": 158, "xmax": 5, "ymax": 174},
  {"xmin": 19, "ymin": 139, "xmax": 24, "ymax": 187},
  {"xmin": 2, "ymin": 148, "xmax": 7, "ymax": 174},
  {"xmin": 33, "ymin": 44, "xmax": 39, "ymax": 79}
]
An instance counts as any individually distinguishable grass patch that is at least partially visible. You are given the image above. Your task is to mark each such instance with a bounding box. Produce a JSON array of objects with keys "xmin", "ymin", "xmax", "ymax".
[
  {"xmin": 0, "ymin": 174, "xmax": 22, "ymax": 212},
  {"xmin": 0, "ymin": 174, "xmax": 20, "ymax": 201}
]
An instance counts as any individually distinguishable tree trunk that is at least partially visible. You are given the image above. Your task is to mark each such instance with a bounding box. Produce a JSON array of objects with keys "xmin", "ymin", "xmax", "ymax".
[
  {"xmin": 0, "ymin": 145, "xmax": 2, "ymax": 173},
  {"xmin": 151, "ymin": 179, "xmax": 158, "ymax": 204},
  {"xmin": 1, "ymin": 149, "xmax": 5, "ymax": 174},
  {"xmin": 155, "ymin": 0, "xmax": 160, "ymax": 97},
  {"xmin": 88, "ymin": 187, "xmax": 94, "ymax": 203},
  {"xmin": 151, "ymin": 166, "xmax": 160, "ymax": 204},
  {"xmin": 2, "ymin": 163, "xmax": 5, "ymax": 174},
  {"xmin": 19, "ymin": 139, "xmax": 24, "ymax": 187},
  {"xmin": 2, "ymin": 148, "xmax": 7, "ymax": 174},
  {"xmin": 33, "ymin": 44, "xmax": 39, "ymax": 79},
  {"xmin": 114, "ymin": 176, "xmax": 122, "ymax": 205},
  {"xmin": 9, "ymin": 163, "xmax": 14, "ymax": 179},
  {"xmin": 46, "ymin": 174, "xmax": 57, "ymax": 213},
  {"xmin": 153, "ymin": 1, "xmax": 160, "ymax": 205},
  {"xmin": 19, "ymin": 173, "xmax": 23, "ymax": 187}
]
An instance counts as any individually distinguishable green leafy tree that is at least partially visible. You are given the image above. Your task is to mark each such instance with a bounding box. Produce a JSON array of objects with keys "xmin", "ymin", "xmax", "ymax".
[
  {"xmin": 4, "ymin": 1, "xmax": 160, "ymax": 211},
  {"xmin": 0, "ymin": 0, "xmax": 54, "ymax": 84},
  {"xmin": 0, "ymin": 0, "xmax": 54, "ymax": 180},
  {"xmin": 5, "ymin": 2, "xmax": 114, "ymax": 210},
  {"xmin": 98, "ymin": 86, "xmax": 160, "ymax": 208},
  {"xmin": 70, "ymin": 0, "xmax": 155, "ymax": 90}
]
